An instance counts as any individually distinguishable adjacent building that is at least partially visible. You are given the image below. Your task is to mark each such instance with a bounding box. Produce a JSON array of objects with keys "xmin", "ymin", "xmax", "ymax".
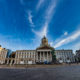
[
  {"xmin": 76, "ymin": 49, "xmax": 80, "ymax": 62},
  {"xmin": 0, "ymin": 45, "xmax": 8, "ymax": 64},
  {"xmin": 55, "ymin": 50, "xmax": 75, "ymax": 63}
]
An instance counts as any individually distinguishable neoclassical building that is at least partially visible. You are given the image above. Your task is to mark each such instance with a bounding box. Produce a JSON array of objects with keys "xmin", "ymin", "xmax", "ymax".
[
  {"xmin": 76, "ymin": 49, "xmax": 80, "ymax": 62},
  {"xmin": 14, "ymin": 36, "xmax": 54, "ymax": 64},
  {"xmin": 15, "ymin": 50, "xmax": 36, "ymax": 64},
  {"xmin": 0, "ymin": 36, "xmax": 75, "ymax": 65},
  {"xmin": 36, "ymin": 36, "xmax": 54, "ymax": 63},
  {"xmin": 0, "ymin": 45, "xmax": 8, "ymax": 64},
  {"xmin": 55, "ymin": 50, "xmax": 75, "ymax": 63}
]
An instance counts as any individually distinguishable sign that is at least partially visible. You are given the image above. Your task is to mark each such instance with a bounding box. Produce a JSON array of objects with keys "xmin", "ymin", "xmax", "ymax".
[
  {"xmin": 20, "ymin": 61, "xmax": 24, "ymax": 64},
  {"xmin": 28, "ymin": 61, "xmax": 32, "ymax": 64},
  {"xmin": 59, "ymin": 60, "xmax": 63, "ymax": 63}
]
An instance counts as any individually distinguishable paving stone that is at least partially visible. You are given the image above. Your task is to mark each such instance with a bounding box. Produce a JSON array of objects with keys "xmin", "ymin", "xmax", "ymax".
[{"xmin": 0, "ymin": 65, "xmax": 80, "ymax": 80}]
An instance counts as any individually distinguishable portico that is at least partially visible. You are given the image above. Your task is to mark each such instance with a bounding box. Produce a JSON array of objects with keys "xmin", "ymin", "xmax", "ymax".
[
  {"xmin": 36, "ymin": 49, "xmax": 52, "ymax": 63},
  {"xmin": 36, "ymin": 36, "xmax": 54, "ymax": 64}
]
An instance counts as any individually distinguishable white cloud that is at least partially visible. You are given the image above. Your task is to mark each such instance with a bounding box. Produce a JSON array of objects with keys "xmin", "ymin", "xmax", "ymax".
[
  {"xmin": 50, "ymin": 42, "xmax": 53, "ymax": 46},
  {"xmin": 20, "ymin": 0, "xmax": 25, "ymax": 5},
  {"xmin": 32, "ymin": 0, "xmax": 57, "ymax": 46},
  {"xmin": 32, "ymin": 22, "xmax": 48, "ymax": 38},
  {"xmin": 39, "ymin": 0, "xmax": 57, "ymax": 37},
  {"xmin": 45, "ymin": 1, "xmax": 56, "ymax": 21},
  {"xmin": 64, "ymin": 32, "xmax": 68, "ymax": 36},
  {"xmin": 28, "ymin": 11, "xmax": 35, "ymax": 27},
  {"xmin": 54, "ymin": 30, "xmax": 80, "ymax": 48},
  {"xmin": 72, "ymin": 42, "xmax": 80, "ymax": 52},
  {"xmin": 36, "ymin": 0, "xmax": 44, "ymax": 10},
  {"xmin": 33, "ymin": 0, "xmax": 57, "ymax": 36},
  {"xmin": 42, "ymin": 22, "xmax": 48, "ymax": 37},
  {"xmin": 32, "ymin": 22, "xmax": 48, "ymax": 48}
]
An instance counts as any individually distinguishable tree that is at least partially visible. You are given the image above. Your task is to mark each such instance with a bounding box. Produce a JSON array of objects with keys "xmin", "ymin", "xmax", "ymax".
[{"xmin": 51, "ymin": 50, "xmax": 56, "ymax": 63}]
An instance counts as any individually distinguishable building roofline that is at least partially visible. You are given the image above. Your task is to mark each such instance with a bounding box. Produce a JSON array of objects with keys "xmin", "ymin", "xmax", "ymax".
[{"xmin": 16, "ymin": 50, "xmax": 36, "ymax": 51}]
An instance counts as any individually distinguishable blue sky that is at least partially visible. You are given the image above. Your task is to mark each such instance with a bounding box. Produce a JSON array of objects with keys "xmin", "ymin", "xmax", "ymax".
[{"xmin": 0, "ymin": 0, "xmax": 80, "ymax": 52}]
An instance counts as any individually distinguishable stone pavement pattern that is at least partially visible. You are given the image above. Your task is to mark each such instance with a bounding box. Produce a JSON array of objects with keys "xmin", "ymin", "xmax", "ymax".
[{"xmin": 0, "ymin": 65, "xmax": 80, "ymax": 80}]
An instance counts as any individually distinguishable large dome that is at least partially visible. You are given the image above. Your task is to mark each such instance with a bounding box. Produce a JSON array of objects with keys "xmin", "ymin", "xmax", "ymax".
[
  {"xmin": 41, "ymin": 36, "xmax": 48, "ymax": 46},
  {"xmin": 36, "ymin": 36, "xmax": 54, "ymax": 50}
]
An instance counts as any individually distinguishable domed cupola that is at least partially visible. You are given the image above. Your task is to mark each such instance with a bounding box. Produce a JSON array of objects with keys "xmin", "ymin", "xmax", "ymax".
[
  {"xmin": 41, "ymin": 36, "xmax": 48, "ymax": 46},
  {"xmin": 36, "ymin": 36, "xmax": 54, "ymax": 50}
]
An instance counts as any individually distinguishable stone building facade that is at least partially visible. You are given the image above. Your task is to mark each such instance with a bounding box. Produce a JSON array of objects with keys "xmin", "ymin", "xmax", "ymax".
[
  {"xmin": 36, "ymin": 36, "xmax": 54, "ymax": 63},
  {"xmin": 55, "ymin": 50, "xmax": 75, "ymax": 63},
  {"xmin": 76, "ymin": 50, "xmax": 80, "ymax": 62},
  {"xmin": 0, "ymin": 45, "xmax": 8, "ymax": 64},
  {"xmin": 0, "ymin": 36, "xmax": 75, "ymax": 65},
  {"xmin": 14, "ymin": 50, "xmax": 36, "ymax": 64},
  {"xmin": 14, "ymin": 36, "xmax": 54, "ymax": 64}
]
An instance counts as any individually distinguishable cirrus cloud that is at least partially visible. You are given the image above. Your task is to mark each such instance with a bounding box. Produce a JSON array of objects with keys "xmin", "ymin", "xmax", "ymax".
[
  {"xmin": 27, "ymin": 10, "xmax": 35, "ymax": 27},
  {"xmin": 54, "ymin": 30, "xmax": 80, "ymax": 48}
]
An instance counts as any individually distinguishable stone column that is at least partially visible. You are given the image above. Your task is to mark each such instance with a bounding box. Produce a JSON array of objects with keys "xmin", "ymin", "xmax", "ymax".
[
  {"xmin": 29, "ymin": 52, "xmax": 30, "ymax": 58},
  {"xmin": 15, "ymin": 52, "xmax": 17, "ymax": 58},
  {"xmin": 34, "ymin": 52, "xmax": 35, "ymax": 64},
  {"xmin": 17, "ymin": 59, "xmax": 19, "ymax": 64},
  {"xmin": 26, "ymin": 52, "xmax": 27, "ymax": 58},
  {"xmin": 43, "ymin": 52, "xmax": 45, "ymax": 62},
  {"xmin": 43, "ymin": 52, "xmax": 44, "ymax": 62},
  {"xmin": 18, "ymin": 53, "xmax": 19, "ymax": 58},
  {"xmin": 10, "ymin": 60, "xmax": 13, "ymax": 65},
  {"xmin": 36, "ymin": 52, "xmax": 38, "ymax": 62},
  {"xmin": 14, "ymin": 59, "xmax": 16, "ymax": 64},
  {"xmin": 7, "ymin": 60, "xmax": 9, "ymax": 64},
  {"xmin": 47, "ymin": 51, "xmax": 48, "ymax": 62},
  {"xmin": 16, "ymin": 60, "xmax": 17, "ymax": 64},
  {"xmin": 50, "ymin": 52, "xmax": 52, "ymax": 62},
  {"xmin": 42, "ymin": 52, "xmax": 43, "ymax": 62},
  {"xmin": 40, "ymin": 52, "xmax": 41, "ymax": 62},
  {"xmin": 49, "ymin": 52, "xmax": 50, "ymax": 62}
]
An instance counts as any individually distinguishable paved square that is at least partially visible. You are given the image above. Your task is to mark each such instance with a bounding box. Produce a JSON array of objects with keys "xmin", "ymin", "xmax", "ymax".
[{"xmin": 0, "ymin": 65, "xmax": 80, "ymax": 80}]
